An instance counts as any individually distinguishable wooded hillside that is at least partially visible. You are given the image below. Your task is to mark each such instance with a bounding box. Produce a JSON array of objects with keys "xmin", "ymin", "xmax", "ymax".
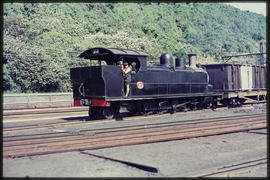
[{"xmin": 3, "ymin": 3, "xmax": 266, "ymax": 93}]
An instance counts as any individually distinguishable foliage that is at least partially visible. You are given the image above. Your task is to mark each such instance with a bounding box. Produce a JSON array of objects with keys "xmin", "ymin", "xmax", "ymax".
[{"xmin": 3, "ymin": 2, "xmax": 266, "ymax": 93}]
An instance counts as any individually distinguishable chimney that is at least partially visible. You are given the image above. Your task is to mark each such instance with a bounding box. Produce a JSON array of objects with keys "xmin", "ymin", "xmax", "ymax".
[
  {"xmin": 175, "ymin": 58, "xmax": 186, "ymax": 69},
  {"xmin": 188, "ymin": 53, "xmax": 197, "ymax": 69}
]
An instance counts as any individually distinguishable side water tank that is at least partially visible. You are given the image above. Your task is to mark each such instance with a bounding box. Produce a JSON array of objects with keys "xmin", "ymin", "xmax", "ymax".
[
  {"xmin": 175, "ymin": 58, "xmax": 186, "ymax": 69},
  {"xmin": 160, "ymin": 53, "xmax": 173, "ymax": 67}
]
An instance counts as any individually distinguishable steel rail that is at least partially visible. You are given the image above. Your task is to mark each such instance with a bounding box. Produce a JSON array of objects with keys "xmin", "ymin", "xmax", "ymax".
[
  {"xmin": 4, "ymin": 107, "xmax": 228, "ymax": 132},
  {"xmin": 3, "ymin": 120, "xmax": 87, "ymax": 132},
  {"xmin": 3, "ymin": 100, "xmax": 265, "ymax": 117},
  {"xmin": 3, "ymin": 113, "xmax": 265, "ymax": 141},
  {"xmin": 3, "ymin": 113, "xmax": 265, "ymax": 143},
  {"xmin": 4, "ymin": 116, "xmax": 265, "ymax": 147},
  {"xmin": 3, "ymin": 115, "xmax": 266, "ymax": 158},
  {"xmin": 198, "ymin": 158, "xmax": 267, "ymax": 177},
  {"xmin": 3, "ymin": 106, "xmax": 88, "ymax": 116},
  {"xmin": 4, "ymin": 118, "xmax": 265, "ymax": 149},
  {"xmin": 3, "ymin": 103, "xmax": 265, "ymax": 132},
  {"xmin": 4, "ymin": 121, "xmax": 265, "ymax": 158}
]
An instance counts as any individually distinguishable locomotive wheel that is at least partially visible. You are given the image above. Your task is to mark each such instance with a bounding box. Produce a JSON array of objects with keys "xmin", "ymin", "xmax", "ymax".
[
  {"xmin": 88, "ymin": 107, "xmax": 102, "ymax": 120},
  {"xmin": 169, "ymin": 109, "xmax": 175, "ymax": 114},
  {"xmin": 188, "ymin": 104, "xmax": 196, "ymax": 110},
  {"xmin": 221, "ymin": 99, "xmax": 229, "ymax": 107},
  {"xmin": 259, "ymin": 95, "xmax": 266, "ymax": 101},
  {"xmin": 235, "ymin": 98, "xmax": 245, "ymax": 106},
  {"xmin": 101, "ymin": 107, "xmax": 114, "ymax": 119},
  {"xmin": 211, "ymin": 99, "xmax": 218, "ymax": 110},
  {"xmin": 128, "ymin": 108, "xmax": 139, "ymax": 115},
  {"xmin": 228, "ymin": 99, "xmax": 236, "ymax": 108},
  {"xmin": 169, "ymin": 105, "xmax": 176, "ymax": 114},
  {"xmin": 113, "ymin": 103, "xmax": 120, "ymax": 115}
]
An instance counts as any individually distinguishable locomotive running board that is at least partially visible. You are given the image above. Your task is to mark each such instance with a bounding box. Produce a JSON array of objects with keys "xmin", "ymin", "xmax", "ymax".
[
  {"xmin": 106, "ymin": 93, "xmax": 222, "ymax": 101},
  {"xmin": 79, "ymin": 150, "xmax": 159, "ymax": 173}
]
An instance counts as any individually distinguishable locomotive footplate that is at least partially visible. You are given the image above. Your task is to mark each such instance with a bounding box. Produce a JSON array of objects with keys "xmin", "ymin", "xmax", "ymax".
[{"xmin": 105, "ymin": 92, "xmax": 222, "ymax": 101}]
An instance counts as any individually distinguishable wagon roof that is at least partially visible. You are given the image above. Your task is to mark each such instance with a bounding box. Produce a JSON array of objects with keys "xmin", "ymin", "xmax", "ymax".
[
  {"xmin": 202, "ymin": 63, "xmax": 264, "ymax": 67},
  {"xmin": 79, "ymin": 47, "xmax": 149, "ymax": 60}
]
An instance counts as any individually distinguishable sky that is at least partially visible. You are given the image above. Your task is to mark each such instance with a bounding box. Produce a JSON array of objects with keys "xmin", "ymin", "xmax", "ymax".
[{"xmin": 225, "ymin": 2, "xmax": 267, "ymax": 16}]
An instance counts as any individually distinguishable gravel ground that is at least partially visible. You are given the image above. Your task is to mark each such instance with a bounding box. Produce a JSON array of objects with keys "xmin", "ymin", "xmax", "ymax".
[{"xmin": 3, "ymin": 104, "xmax": 267, "ymax": 177}]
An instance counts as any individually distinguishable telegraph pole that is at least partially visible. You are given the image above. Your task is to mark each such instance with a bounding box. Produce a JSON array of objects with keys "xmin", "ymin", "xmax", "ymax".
[{"xmin": 260, "ymin": 42, "xmax": 264, "ymax": 65}]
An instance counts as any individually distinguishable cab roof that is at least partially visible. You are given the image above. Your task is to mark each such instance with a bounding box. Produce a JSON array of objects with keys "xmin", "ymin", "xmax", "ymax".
[{"xmin": 79, "ymin": 47, "xmax": 149, "ymax": 60}]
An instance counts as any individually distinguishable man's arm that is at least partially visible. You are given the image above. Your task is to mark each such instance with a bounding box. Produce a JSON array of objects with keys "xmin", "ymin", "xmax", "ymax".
[{"xmin": 122, "ymin": 67, "xmax": 131, "ymax": 75}]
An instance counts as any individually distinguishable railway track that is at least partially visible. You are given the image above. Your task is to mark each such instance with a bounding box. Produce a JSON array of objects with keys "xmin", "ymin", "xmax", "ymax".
[
  {"xmin": 2, "ymin": 105, "xmax": 226, "ymax": 133},
  {"xmin": 3, "ymin": 100, "xmax": 265, "ymax": 118},
  {"xmin": 3, "ymin": 106, "xmax": 89, "ymax": 116},
  {"xmin": 3, "ymin": 113, "xmax": 266, "ymax": 159},
  {"xmin": 3, "ymin": 106, "xmax": 228, "ymax": 133},
  {"xmin": 3, "ymin": 102, "xmax": 264, "ymax": 133},
  {"xmin": 198, "ymin": 157, "xmax": 267, "ymax": 177}
]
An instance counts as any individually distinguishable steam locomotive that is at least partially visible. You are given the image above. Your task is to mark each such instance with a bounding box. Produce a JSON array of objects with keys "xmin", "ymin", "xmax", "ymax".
[{"xmin": 70, "ymin": 47, "xmax": 267, "ymax": 119}]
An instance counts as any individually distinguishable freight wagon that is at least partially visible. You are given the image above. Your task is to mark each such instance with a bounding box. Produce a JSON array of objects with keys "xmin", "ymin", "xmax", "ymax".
[{"xmin": 203, "ymin": 64, "xmax": 267, "ymax": 106}]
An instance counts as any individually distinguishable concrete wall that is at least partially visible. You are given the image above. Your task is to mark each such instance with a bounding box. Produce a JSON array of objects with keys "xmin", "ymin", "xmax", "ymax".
[{"xmin": 3, "ymin": 93, "xmax": 74, "ymax": 110}]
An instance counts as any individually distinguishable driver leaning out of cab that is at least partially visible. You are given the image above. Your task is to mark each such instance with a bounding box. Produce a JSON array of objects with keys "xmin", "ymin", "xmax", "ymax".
[{"xmin": 122, "ymin": 62, "xmax": 131, "ymax": 97}]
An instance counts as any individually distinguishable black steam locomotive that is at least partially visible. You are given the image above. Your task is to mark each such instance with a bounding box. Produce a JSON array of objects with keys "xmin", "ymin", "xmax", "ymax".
[{"xmin": 70, "ymin": 47, "xmax": 267, "ymax": 119}]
